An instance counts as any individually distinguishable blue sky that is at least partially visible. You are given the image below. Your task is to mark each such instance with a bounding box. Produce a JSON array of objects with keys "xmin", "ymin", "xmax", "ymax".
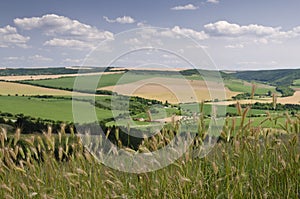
[{"xmin": 1, "ymin": 0, "xmax": 300, "ymax": 70}]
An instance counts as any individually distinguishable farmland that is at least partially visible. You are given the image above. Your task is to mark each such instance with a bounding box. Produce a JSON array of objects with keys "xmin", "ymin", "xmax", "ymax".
[
  {"xmin": 224, "ymin": 79, "xmax": 278, "ymax": 95},
  {"xmin": 0, "ymin": 81, "xmax": 74, "ymax": 96},
  {"xmin": 0, "ymin": 96, "xmax": 113, "ymax": 123},
  {"xmin": 0, "ymin": 67, "xmax": 299, "ymax": 198}
]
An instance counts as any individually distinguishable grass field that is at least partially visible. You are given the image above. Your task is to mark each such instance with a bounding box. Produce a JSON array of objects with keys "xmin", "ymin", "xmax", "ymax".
[
  {"xmin": 0, "ymin": 110, "xmax": 299, "ymax": 198},
  {"xmin": 293, "ymin": 79, "xmax": 300, "ymax": 88},
  {"xmin": 0, "ymin": 69, "xmax": 299, "ymax": 198},
  {"xmin": 224, "ymin": 79, "xmax": 278, "ymax": 95},
  {"xmin": 0, "ymin": 96, "xmax": 113, "ymax": 123}
]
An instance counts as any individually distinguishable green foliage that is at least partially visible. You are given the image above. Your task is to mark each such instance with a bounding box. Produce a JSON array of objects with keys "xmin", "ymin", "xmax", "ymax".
[
  {"xmin": 276, "ymin": 86, "xmax": 295, "ymax": 97},
  {"xmin": 0, "ymin": 67, "xmax": 117, "ymax": 76}
]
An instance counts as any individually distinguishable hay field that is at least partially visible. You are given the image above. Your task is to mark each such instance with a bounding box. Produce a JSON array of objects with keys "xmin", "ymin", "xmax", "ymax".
[
  {"xmin": 0, "ymin": 71, "xmax": 124, "ymax": 81},
  {"xmin": 100, "ymin": 77, "xmax": 240, "ymax": 104},
  {"xmin": 277, "ymin": 89, "xmax": 300, "ymax": 104},
  {"xmin": 208, "ymin": 89, "xmax": 300, "ymax": 105},
  {"xmin": 0, "ymin": 81, "xmax": 74, "ymax": 96}
]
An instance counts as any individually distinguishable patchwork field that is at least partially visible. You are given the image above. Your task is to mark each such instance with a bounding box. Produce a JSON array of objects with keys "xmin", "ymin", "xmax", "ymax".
[
  {"xmin": 101, "ymin": 77, "xmax": 240, "ymax": 104},
  {"xmin": 22, "ymin": 72, "xmax": 157, "ymax": 91}
]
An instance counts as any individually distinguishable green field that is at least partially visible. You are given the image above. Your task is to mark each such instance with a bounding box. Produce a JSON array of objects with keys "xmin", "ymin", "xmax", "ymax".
[
  {"xmin": 293, "ymin": 79, "xmax": 300, "ymax": 87},
  {"xmin": 23, "ymin": 72, "xmax": 185, "ymax": 91},
  {"xmin": 224, "ymin": 79, "xmax": 277, "ymax": 95},
  {"xmin": 0, "ymin": 96, "xmax": 113, "ymax": 123},
  {"xmin": 0, "ymin": 68, "xmax": 300, "ymax": 198}
]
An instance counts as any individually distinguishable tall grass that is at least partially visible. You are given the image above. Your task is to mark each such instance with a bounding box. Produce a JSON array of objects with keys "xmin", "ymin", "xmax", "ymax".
[{"xmin": 0, "ymin": 111, "xmax": 299, "ymax": 198}]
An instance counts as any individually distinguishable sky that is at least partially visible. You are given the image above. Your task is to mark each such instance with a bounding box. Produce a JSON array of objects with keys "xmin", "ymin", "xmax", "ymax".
[{"xmin": 1, "ymin": 0, "xmax": 300, "ymax": 70}]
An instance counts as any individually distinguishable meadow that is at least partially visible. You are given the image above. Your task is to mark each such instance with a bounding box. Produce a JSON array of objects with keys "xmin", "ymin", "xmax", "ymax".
[
  {"xmin": 0, "ymin": 105, "xmax": 299, "ymax": 198},
  {"xmin": 224, "ymin": 79, "xmax": 278, "ymax": 96},
  {"xmin": 0, "ymin": 68, "xmax": 299, "ymax": 198},
  {"xmin": 0, "ymin": 96, "xmax": 113, "ymax": 123}
]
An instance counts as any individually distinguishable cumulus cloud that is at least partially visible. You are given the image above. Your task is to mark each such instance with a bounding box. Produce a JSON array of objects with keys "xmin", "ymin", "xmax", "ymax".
[
  {"xmin": 171, "ymin": 4, "xmax": 198, "ymax": 10},
  {"xmin": 14, "ymin": 14, "xmax": 113, "ymax": 50},
  {"xmin": 207, "ymin": 0, "xmax": 219, "ymax": 4},
  {"xmin": 204, "ymin": 20, "xmax": 300, "ymax": 45},
  {"xmin": 204, "ymin": 21, "xmax": 281, "ymax": 37},
  {"xmin": 44, "ymin": 38, "xmax": 94, "ymax": 50},
  {"xmin": 103, "ymin": 16, "xmax": 135, "ymax": 24},
  {"xmin": 0, "ymin": 25, "xmax": 30, "ymax": 48},
  {"xmin": 164, "ymin": 26, "xmax": 209, "ymax": 40}
]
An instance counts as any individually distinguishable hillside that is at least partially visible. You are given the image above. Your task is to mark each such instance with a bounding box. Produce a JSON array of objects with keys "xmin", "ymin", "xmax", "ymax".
[{"xmin": 232, "ymin": 68, "xmax": 300, "ymax": 96}]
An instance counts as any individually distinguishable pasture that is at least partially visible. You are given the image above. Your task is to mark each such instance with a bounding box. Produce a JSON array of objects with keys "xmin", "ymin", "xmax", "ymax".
[
  {"xmin": 0, "ymin": 96, "xmax": 113, "ymax": 123},
  {"xmin": 224, "ymin": 79, "xmax": 278, "ymax": 95}
]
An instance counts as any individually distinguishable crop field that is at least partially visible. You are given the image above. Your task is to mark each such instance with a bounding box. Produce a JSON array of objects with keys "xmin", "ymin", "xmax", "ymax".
[
  {"xmin": 0, "ymin": 81, "xmax": 74, "ymax": 96},
  {"xmin": 0, "ymin": 68, "xmax": 299, "ymax": 198},
  {"xmin": 22, "ymin": 72, "xmax": 182, "ymax": 91},
  {"xmin": 101, "ymin": 77, "xmax": 239, "ymax": 103},
  {"xmin": 0, "ymin": 106, "xmax": 299, "ymax": 198},
  {"xmin": 0, "ymin": 96, "xmax": 113, "ymax": 123}
]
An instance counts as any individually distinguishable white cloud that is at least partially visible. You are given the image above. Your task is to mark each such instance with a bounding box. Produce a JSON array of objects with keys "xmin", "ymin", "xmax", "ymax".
[
  {"xmin": 171, "ymin": 4, "xmax": 198, "ymax": 10},
  {"xmin": 0, "ymin": 25, "xmax": 30, "ymax": 48},
  {"xmin": 204, "ymin": 21, "xmax": 281, "ymax": 37},
  {"xmin": 103, "ymin": 16, "xmax": 135, "ymax": 24},
  {"xmin": 44, "ymin": 38, "xmax": 94, "ymax": 50},
  {"xmin": 207, "ymin": 0, "xmax": 219, "ymax": 4},
  {"xmin": 14, "ymin": 14, "xmax": 113, "ymax": 41},
  {"xmin": 204, "ymin": 20, "xmax": 300, "ymax": 45},
  {"xmin": 166, "ymin": 26, "xmax": 209, "ymax": 40},
  {"xmin": 124, "ymin": 38, "xmax": 143, "ymax": 45},
  {"xmin": 14, "ymin": 14, "xmax": 113, "ymax": 50}
]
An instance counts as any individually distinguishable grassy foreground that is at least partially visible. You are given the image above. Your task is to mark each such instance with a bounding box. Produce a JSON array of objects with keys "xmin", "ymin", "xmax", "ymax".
[{"xmin": 0, "ymin": 112, "xmax": 299, "ymax": 198}]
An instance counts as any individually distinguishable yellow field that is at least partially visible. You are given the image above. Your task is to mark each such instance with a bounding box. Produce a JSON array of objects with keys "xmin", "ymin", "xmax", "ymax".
[
  {"xmin": 0, "ymin": 81, "xmax": 74, "ymax": 96},
  {"xmin": 277, "ymin": 89, "xmax": 300, "ymax": 104},
  {"xmin": 0, "ymin": 71, "xmax": 124, "ymax": 81},
  {"xmin": 100, "ymin": 77, "xmax": 240, "ymax": 104},
  {"xmin": 208, "ymin": 89, "xmax": 300, "ymax": 105}
]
